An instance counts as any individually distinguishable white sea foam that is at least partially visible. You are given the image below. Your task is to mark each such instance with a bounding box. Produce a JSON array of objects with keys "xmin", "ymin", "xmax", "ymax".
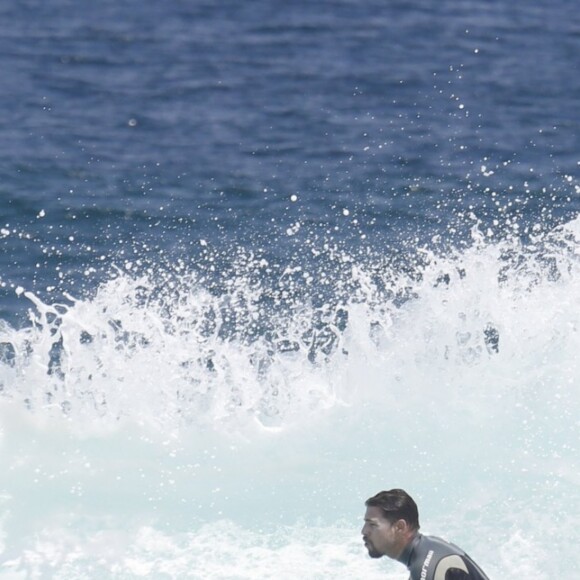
[{"xmin": 1, "ymin": 219, "xmax": 579, "ymax": 578}]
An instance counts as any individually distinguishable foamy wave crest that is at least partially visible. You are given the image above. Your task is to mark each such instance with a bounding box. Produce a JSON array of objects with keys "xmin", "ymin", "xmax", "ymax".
[
  {"xmin": 1, "ymin": 218, "xmax": 580, "ymax": 578},
  {"xmin": 1, "ymin": 217, "xmax": 580, "ymax": 436}
]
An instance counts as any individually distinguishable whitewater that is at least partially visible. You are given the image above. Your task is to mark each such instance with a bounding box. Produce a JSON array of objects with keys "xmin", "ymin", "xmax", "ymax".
[{"xmin": 1, "ymin": 217, "xmax": 579, "ymax": 579}]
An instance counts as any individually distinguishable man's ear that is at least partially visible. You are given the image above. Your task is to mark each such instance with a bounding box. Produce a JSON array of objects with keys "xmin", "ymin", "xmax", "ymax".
[{"xmin": 394, "ymin": 519, "xmax": 408, "ymax": 533}]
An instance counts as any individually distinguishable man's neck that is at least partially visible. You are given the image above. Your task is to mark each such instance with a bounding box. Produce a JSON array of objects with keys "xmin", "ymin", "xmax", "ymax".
[{"xmin": 396, "ymin": 532, "xmax": 421, "ymax": 567}]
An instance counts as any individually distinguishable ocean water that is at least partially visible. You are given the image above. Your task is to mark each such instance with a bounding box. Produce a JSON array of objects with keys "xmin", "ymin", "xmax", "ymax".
[{"xmin": 1, "ymin": 0, "xmax": 579, "ymax": 578}]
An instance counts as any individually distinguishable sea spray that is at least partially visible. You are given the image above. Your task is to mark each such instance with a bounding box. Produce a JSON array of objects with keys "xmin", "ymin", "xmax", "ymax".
[{"xmin": 1, "ymin": 219, "xmax": 579, "ymax": 578}]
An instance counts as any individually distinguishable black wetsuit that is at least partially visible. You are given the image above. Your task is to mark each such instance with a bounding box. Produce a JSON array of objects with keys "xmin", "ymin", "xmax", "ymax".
[{"xmin": 397, "ymin": 533, "xmax": 490, "ymax": 580}]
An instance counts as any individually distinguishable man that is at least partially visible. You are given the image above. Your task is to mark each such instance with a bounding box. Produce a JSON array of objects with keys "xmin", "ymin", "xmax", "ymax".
[{"xmin": 362, "ymin": 489, "xmax": 489, "ymax": 579}]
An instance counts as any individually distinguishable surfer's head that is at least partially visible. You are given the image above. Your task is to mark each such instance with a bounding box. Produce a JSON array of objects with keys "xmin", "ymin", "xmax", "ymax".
[{"xmin": 362, "ymin": 488, "xmax": 419, "ymax": 560}]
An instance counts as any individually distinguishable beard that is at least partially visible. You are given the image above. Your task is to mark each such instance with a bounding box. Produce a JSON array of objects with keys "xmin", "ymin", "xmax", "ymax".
[{"xmin": 365, "ymin": 543, "xmax": 383, "ymax": 559}]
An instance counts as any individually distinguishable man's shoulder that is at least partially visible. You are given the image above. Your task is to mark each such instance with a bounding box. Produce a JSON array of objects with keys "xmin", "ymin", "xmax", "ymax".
[{"xmin": 410, "ymin": 535, "xmax": 488, "ymax": 580}]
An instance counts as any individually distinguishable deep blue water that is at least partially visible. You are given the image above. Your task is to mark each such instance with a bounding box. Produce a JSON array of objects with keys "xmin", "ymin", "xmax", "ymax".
[{"xmin": 1, "ymin": 0, "xmax": 579, "ymax": 324}]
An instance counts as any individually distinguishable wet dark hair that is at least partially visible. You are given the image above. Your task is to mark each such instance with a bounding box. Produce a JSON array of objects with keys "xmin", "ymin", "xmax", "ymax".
[{"xmin": 365, "ymin": 488, "xmax": 420, "ymax": 531}]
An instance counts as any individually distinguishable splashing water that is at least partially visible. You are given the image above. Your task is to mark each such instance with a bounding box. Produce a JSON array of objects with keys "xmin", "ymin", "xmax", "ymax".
[{"xmin": 1, "ymin": 219, "xmax": 579, "ymax": 578}]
